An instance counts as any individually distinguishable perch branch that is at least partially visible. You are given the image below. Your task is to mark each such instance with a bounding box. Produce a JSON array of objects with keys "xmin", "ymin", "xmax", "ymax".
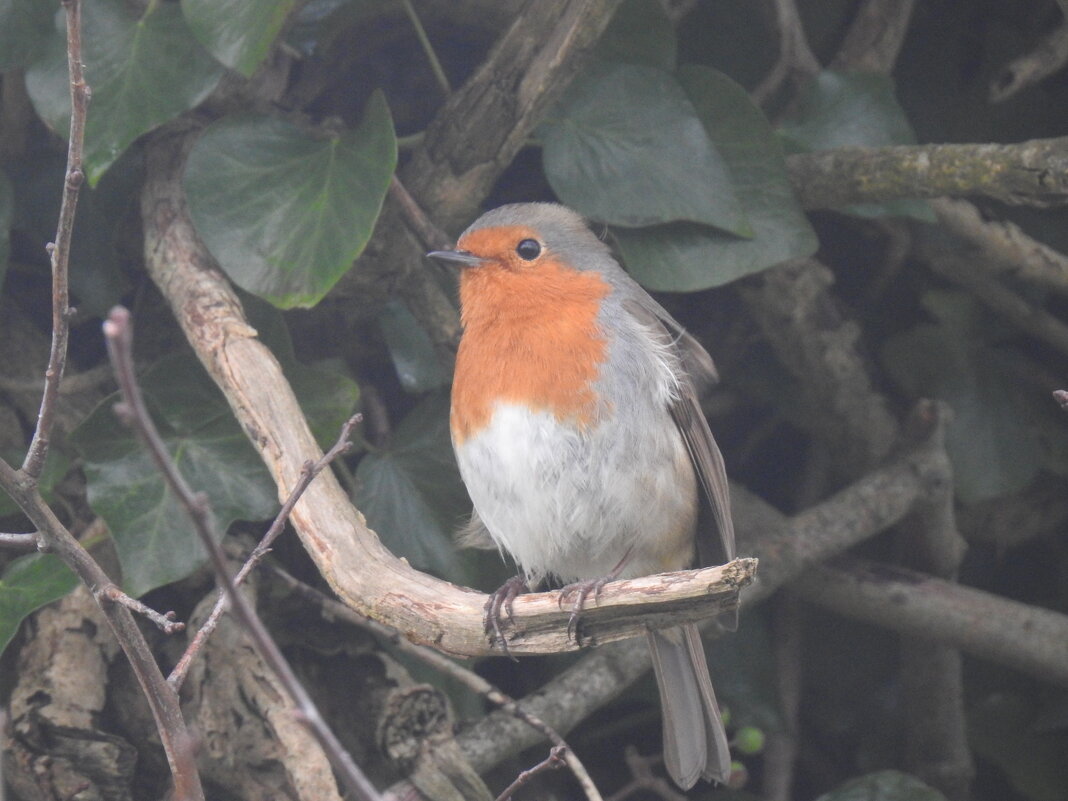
[{"xmin": 103, "ymin": 307, "xmax": 381, "ymax": 801}]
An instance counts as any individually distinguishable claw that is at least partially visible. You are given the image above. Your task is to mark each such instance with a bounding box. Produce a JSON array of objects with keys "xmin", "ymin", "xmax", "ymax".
[
  {"xmin": 559, "ymin": 576, "xmax": 611, "ymax": 645},
  {"xmin": 484, "ymin": 575, "xmax": 528, "ymax": 658}
]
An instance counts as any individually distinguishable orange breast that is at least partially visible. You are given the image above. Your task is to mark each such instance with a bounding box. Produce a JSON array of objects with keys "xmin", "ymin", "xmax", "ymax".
[{"xmin": 451, "ymin": 257, "xmax": 611, "ymax": 445}]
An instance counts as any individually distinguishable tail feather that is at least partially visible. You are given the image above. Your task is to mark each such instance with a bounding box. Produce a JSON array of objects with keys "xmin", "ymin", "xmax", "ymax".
[{"xmin": 646, "ymin": 624, "xmax": 731, "ymax": 789}]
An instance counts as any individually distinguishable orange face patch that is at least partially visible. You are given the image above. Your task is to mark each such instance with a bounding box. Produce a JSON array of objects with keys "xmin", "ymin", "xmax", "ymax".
[{"xmin": 451, "ymin": 226, "xmax": 611, "ymax": 444}]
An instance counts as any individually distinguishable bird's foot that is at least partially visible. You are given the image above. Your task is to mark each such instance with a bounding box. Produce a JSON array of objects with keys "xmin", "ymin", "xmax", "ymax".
[
  {"xmin": 558, "ymin": 576, "xmax": 613, "ymax": 644},
  {"xmin": 484, "ymin": 575, "xmax": 528, "ymax": 657}
]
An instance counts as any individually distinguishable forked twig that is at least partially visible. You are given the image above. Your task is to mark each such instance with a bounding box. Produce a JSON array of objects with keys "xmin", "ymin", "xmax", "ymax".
[{"xmin": 168, "ymin": 413, "xmax": 360, "ymax": 689}]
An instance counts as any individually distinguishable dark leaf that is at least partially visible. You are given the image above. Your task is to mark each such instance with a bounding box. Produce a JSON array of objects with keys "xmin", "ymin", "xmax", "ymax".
[
  {"xmin": 25, "ymin": 0, "xmax": 224, "ymax": 186},
  {"xmin": 354, "ymin": 393, "xmax": 468, "ymax": 582},
  {"xmin": 72, "ymin": 353, "xmax": 278, "ymax": 597},
  {"xmin": 614, "ymin": 66, "xmax": 817, "ymax": 291},
  {"xmin": 184, "ymin": 93, "xmax": 397, "ymax": 308},
  {"xmin": 378, "ymin": 299, "xmax": 449, "ymax": 393},
  {"xmin": 882, "ymin": 291, "xmax": 1043, "ymax": 502},
  {"xmin": 541, "ymin": 61, "xmax": 750, "ymax": 233},
  {"xmin": 0, "ymin": 553, "xmax": 79, "ymax": 656},
  {"xmin": 181, "ymin": 0, "xmax": 295, "ymax": 77}
]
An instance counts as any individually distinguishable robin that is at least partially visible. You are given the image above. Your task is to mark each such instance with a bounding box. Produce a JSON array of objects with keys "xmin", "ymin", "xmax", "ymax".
[{"xmin": 427, "ymin": 203, "xmax": 737, "ymax": 789}]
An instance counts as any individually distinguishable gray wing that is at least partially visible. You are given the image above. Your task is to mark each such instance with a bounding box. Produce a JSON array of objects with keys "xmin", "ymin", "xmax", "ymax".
[{"xmin": 625, "ymin": 295, "xmax": 736, "ymax": 569}]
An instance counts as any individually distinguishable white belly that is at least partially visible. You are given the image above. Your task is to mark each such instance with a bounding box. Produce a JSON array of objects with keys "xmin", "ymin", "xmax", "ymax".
[{"xmin": 454, "ymin": 401, "xmax": 697, "ymax": 583}]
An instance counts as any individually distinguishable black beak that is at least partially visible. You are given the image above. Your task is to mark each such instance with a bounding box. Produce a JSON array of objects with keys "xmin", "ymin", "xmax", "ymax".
[{"xmin": 426, "ymin": 249, "xmax": 484, "ymax": 267}]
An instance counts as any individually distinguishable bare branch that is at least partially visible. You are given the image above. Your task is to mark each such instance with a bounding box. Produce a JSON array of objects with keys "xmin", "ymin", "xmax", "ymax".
[
  {"xmin": 495, "ymin": 746, "xmax": 567, "ymax": 801},
  {"xmin": 0, "ymin": 459, "xmax": 203, "ymax": 801},
  {"xmin": 22, "ymin": 0, "xmax": 90, "ymax": 479},
  {"xmin": 96, "ymin": 583, "xmax": 184, "ymax": 636},
  {"xmin": 929, "ymin": 197, "xmax": 1068, "ymax": 297},
  {"xmin": 168, "ymin": 412, "xmax": 361, "ymax": 690},
  {"xmin": 990, "ymin": 20, "xmax": 1068, "ymax": 103},
  {"xmin": 788, "ymin": 138, "xmax": 1068, "ymax": 210},
  {"xmin": 830, "ymin": 0, "xmax": 916, "ymax": 73},
  {"xmin": 752, "ymin": 0, "xmax": 821, "ymax": 106},
  {"xmin": 0, "ymin": 532, "xmax": 41, "ymax": 551},
  {"xmin": 103, "ymin": 307, "xmax": 382, "ymax": 801}
]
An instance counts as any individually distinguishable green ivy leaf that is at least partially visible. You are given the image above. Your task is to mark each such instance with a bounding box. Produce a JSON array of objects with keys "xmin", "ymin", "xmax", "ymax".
[
  {"xmin": 595, "ymin": 0, "xmax": 676, "ymax": 70},
  {"xmin": 72, "ymin": 353, "xmax": 278, "ymax": 597},
  {"xmin": 185, "ymin": 93, "xmax": 397, "ymax": 308},
  {"xmin": 882, "ymin": 290, "xmax": 1043, "ymax": 503},
  {"xmin": 182, "ymin": 0, "xmax": 294, "ymax": 77},
  {"xmin": 0, "ymin": 553, "xmax": 79, "ymax": 656},
  {"xmin": 378, "ymin": 299, "xmax": 449, "ymax": 393},
  {"xmin": 25, "ymin": 0, "xmax": 223, "ymax": 186},
  {"xmin": 815, "ymin": 771, "xmax": 947, "ymax": 801},
  {"xmin": 0, "ymin": 0, "xmax": 53, "ymax": 70},
  {"xmin": 780, "ymin": 70, "xmax": 932, "ymax": 221},
  {"xmin": 354, "ymin": 393, "xmax": 468, "ymax": 582},
  {"xmin": 614, "ymin": 66, "xmax": 817, "ymax": 291},
  {"xmin": 541, "ymin": 61, "xmax": 750, "ymax": 234}
]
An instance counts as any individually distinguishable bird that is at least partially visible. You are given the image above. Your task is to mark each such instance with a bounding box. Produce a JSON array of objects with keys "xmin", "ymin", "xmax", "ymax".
[{"xmin": 427, "ymin": 202, "xmax": 737, "ymax": 790}]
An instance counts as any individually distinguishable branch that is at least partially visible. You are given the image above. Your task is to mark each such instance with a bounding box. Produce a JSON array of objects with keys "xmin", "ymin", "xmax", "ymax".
[
  {"xmin": 990, "ymin": 19, "xmax": 1068, "ymax": 103},
  {"xmin": 787, "ymin": 138, "xmax": 1068, "ymax": 210},
  {"xmin": 830, "ymin": 0, "xmax": 916, "ymax": 73},
  {"xmin": 0, "ymin": 531, "xmax": 41, "ymax": 551},
  {"xmin": 495, "ymin": 747, "xmax": 567, "ymax": 801},
  {"xmin": 103, "ymin": 307, "xmax": 381, "ymax": 801},
  {"xmin": 791, "ymin": 558, "xmax": 1068, "ymax": 687},
  {"xmin": 928, "ymin": 197, "xmax": 1068, "ymax": 297},
  {"xmin": 752, "ymin": 0, "xmax": 821, "ymax": 106},
  {"xmin": 139, "ymin": 124, "xmax": 753, "ymax": 659},
  {"xmin": 22, "ymin": 0, "xmax": 89, "ymax": 479},
  {"xmin": 0, "ymin": 459, "xmax": 204, "ymax": 801}
]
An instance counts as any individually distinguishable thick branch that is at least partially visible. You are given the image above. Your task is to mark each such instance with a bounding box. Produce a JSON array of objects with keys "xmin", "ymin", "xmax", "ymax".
[
  {"xmin": 990, "ymin": 20, "xmax": 1068, "ymax": 103},
  {"xmin": 788, "ymin": 138, "xmax": 1068, "ymax": 210},
  {"xmin": 792, "ymin": 559, "xmax": 1068, "ymax": 687}
]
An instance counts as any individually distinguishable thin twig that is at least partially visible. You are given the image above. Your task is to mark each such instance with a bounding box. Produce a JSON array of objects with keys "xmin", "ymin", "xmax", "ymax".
[
  {"xmin": 0, "ymin": 364, "xmax": 113, "ymax": 395},
  {"xmin": 270, "ymin": 566, "xmax": 605, "ymax": 801},
  {"xmin": 604, "ymin": 747, "xmax": 688, "ymax": 801},
  {"xmin": 0, "ymin": 532, "xmax": 41, "ymax": 551},
  {"xmin": 399, "ymin": 0, "xmax": 451, "ymax": 95},
  {"xmin": 103, "ymin": 306, "xmax": 381, "ymax": 801},
  {"xmin": 96, "ymin": 583, "xmax": 184, "ymax": 635},
  {"xmin": 389, "ymin": 175, "xmax": 452, "ymax": 251},
  {"xmin": 22, "ymin": 0, "xmax": 90, "ymax": 479},
  {"xmin": 168, "ymin": 412, "xmax": 361, "ymax": 690},
  {"xmin": 494, "ymin": 746, "xmax": 567, "ymax": 801}
]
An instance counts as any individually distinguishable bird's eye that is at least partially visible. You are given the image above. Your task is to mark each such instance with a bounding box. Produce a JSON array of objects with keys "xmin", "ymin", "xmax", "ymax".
[{"xmin": 515, "ymin": 239, "xmax": 541, "ymax": 260}]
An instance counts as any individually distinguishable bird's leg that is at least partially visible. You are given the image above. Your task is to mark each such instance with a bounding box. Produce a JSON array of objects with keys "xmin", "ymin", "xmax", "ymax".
[
  {"xmin": 559, "ymin": 546, "xmax": 634, "ymax": 643},
  {"xmin": 484, "ymin": 574, "xmax": 529, "ymax": 657}
]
